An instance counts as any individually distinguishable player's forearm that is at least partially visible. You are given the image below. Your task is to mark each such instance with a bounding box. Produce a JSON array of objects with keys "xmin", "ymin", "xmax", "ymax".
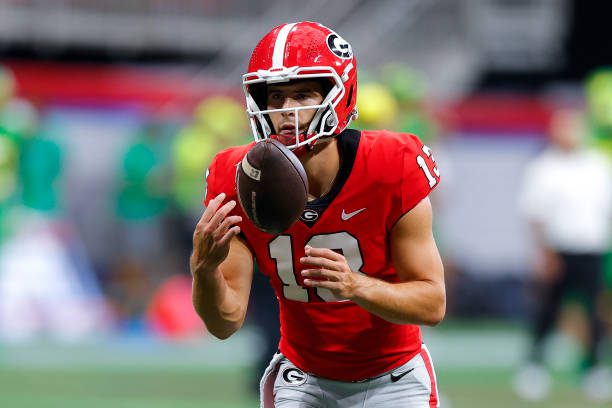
[
  {"xmin": 351, "ymin": 276, "xmax": 446, "ymax": 326},
  {"xmin": 192, "ymin": 267, "xmax": 247, "ymax": 339}
]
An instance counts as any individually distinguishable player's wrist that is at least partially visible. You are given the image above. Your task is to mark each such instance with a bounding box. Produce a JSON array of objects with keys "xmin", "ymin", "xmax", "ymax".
[
  {"xmin": 348, "ymin": 273, "xmax": 375, "ymax": 301},
  {"xmin": 192, "ymin": 262, "xmax": 224, "ymax": 284}
]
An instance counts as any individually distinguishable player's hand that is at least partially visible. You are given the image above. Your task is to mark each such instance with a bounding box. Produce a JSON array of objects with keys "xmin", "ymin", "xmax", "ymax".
[
  {"xmin": 300, "ymin": 245, "xmax": 366, "ymax": 299},
  {"xmin": 190, "ymin": 193, "xmax": 242, "ymax": 276}
]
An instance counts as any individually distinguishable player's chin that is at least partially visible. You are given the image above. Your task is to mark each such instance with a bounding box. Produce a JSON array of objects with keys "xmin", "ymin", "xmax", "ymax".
[
  {"xmin": 270, "ymin": 133, "xmax": 296, "ymax": 146},
  {"xmin": 270, "ymin": 132, "xmax": 312, "ymax": 157}
]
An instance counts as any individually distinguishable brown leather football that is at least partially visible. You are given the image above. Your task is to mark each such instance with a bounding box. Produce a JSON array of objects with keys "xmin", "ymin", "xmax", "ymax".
[{"xmin": 236, "ymin": 139, "xmax": 308, "ymax": 234}]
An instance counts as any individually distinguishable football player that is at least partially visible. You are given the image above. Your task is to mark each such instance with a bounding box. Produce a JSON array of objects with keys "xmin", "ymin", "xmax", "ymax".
[{"xmin": 191, "ymin": 22, "xmax": 445, "ymax": 407}]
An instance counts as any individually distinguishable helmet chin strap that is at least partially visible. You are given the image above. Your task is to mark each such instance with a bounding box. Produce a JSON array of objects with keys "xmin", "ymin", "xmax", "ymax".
[
  {"xmin": 295, "ymin": 131, "xmax": 338, "ymax": 157},
  {"xmin": 281, "ymin": 130, "xmax": 314, "ymax": 158}
]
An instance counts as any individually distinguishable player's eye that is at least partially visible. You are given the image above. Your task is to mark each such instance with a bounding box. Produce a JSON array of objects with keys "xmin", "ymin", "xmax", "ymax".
[
  {"xmin": 267, "ymin": 93, "xmax": 284, "ymax": 105},
  {"xmin": 295, "ymin": 93, "xmax": 311, "ymax": 101}
]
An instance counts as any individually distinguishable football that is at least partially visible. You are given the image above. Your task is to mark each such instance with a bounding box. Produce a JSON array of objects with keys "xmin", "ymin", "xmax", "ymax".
[{"xmin": 236, "ymin": 139, "xmax": 308, "ymax": 234}]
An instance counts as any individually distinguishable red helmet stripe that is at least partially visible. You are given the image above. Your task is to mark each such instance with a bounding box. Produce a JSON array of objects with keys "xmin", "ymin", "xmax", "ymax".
[{"xmin": 272, "ymin": 22, "xmax": 296, "ymax": 68}]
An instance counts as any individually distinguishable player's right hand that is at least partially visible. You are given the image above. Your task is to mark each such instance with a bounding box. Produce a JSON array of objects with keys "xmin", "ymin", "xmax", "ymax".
[{"xmin": 190, "ymin": 193, "xmax": 242, "ymax": 276}]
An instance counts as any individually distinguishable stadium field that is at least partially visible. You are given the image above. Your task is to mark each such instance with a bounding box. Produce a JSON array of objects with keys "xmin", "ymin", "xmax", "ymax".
[
  {"xmin": 0, "ymin": 324, "xmax": 608, "ymax": 408},
  {"xmin": 0, "ymin": 367, "xmax": 603, "ymax": 408}
]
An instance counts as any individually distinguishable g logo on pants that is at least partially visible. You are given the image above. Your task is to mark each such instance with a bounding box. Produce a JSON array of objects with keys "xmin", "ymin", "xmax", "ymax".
[{"xmin": 282, "ymin": 367, "xmax": 307, "ymax": 386}]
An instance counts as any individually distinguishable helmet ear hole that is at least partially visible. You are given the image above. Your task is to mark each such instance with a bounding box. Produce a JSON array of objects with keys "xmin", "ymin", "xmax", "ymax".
[
  {"xmin": 320, "ymin": 79, "xmax": 334, "ymax": 100},
  {"xmin": 249, "ymin": 83, "xmax": 268, "ymax": 111}
]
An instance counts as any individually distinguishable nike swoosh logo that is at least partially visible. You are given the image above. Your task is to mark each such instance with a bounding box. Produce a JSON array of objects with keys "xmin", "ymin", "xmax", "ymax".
[
  {"xmin": 341, "ymin": 208, "xmax": 366, "ymax": 221},
  {"xmin": 390, "ymin": 367, "xmax": 415, "ymax": 383}
]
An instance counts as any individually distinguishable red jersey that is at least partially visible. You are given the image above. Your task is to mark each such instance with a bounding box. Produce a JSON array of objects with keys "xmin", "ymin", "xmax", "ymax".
[{"xmin": 204, "ymin": 129, "xmax": 441, "ymax": 381}]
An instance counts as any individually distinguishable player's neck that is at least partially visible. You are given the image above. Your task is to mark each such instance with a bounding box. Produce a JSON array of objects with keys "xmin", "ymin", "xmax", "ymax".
[{"xmin": 300, "ymin": 138, "xmax": 340, "ymax": 201}]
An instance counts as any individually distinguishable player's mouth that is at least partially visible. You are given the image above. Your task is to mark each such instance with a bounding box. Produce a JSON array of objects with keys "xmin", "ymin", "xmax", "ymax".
[
  {"xmin": 279, "ymin": 124, "xmax": 296, "ymax": 136},
  {"xmin": 272, "ymin": 123, "xmax": 309, "ymax": 147}
]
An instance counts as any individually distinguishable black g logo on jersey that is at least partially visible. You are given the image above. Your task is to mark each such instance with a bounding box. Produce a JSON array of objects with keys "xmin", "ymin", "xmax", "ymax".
[{"xmin": 326, "ymin": 33, "xmax": 353, "ymax": 59}]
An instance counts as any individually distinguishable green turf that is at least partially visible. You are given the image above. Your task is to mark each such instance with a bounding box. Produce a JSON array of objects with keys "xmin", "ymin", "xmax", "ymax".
[
  {"xmin": 440, "ymin": 368, "xmax": 609, "ymax": 408},
  {"xmin": 0, "ymin": 365, "xmax": 608, "ymax": 407},
  {"xmin": 0, "ymin": 367, "xmax": 259, "ymax": 408},
  {"xmin": 0, "ymin": 324, "xmax": 609, "ymax": 407}
]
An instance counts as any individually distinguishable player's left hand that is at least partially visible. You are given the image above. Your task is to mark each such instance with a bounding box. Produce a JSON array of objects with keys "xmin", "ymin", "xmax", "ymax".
[{"xmin": 300, "ymin": 245, "xmax": 366, "ymax": 299}]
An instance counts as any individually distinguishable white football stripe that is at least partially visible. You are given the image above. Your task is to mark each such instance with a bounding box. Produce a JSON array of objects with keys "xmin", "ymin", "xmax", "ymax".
[
  {"xmin": 272, "ymin": 23, "xmax": 296, "ymax": 68},
  {"xmin": 241, "ymin": 155, "xmax": 261, "ymax": 181}
]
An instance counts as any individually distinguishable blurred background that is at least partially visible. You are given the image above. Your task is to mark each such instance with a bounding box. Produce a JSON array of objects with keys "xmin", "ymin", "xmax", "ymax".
[{"xmin": 0, "ymin": 0, "xmax": 611, "ymax": 407}]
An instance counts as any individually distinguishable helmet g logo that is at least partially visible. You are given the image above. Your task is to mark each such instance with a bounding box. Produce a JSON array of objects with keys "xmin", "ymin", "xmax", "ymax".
[{"xmin": 326, "ymin": 33, "xmax": 353, "ymax": 59}]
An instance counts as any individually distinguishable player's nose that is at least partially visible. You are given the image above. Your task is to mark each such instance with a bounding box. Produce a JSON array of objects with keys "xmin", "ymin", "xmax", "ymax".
[{"xmin": 281, "ymin": 97, "xmax": 299, "ymax": 110}]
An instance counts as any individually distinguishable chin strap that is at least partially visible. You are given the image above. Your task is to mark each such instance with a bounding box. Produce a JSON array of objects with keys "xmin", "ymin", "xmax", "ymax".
[
  {"xmin": 290, "ymin": 131, "xmax": 315, "ymax": 157},
  {"xmin": 293, "ymin": 132, "xmax": 338, "ymax": 157}
]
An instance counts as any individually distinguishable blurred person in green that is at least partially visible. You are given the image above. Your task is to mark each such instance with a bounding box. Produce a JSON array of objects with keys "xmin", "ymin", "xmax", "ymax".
[
  {"xmin": 515, "ymin": 108, "xmax": 612, "ymax": 403},
  {"xmin": 0, "ymin": 66, "xmax": 22, "ymax": 243},
  {"xmin": 352, "ymin": 81, "xmax": 398, "ymax": 130},
  {"xmin": 352, "ymin": 65, "xmax": 438, "ymax": 145},
  {"xmin": 17, "ymin": 112, "xmax": 62, "ymax": 216},
  {"xmin": 117, "ymin": 121, "xmax": 171, "ymax": 228},
  {"xmin": 113, "ymin": 121, "xmax": 173, "ymax": 331},
  {"xmin": 0, "ymin": 70, "xmax": 109, "ymax": 342},
  {"xmin": 381, "ymin": 64, "xmax": 438, "ymax": 144},
  {"xmin": 585, "ymin": 68, "xmax": 612, "ymax": 337},
  {"xmin": 171, "ymin": 95, "xmax": 249, "ymax": 267},
  {"xmin": 172, "ymin": 96, "xmax": 249, "ymax": 222},
  {"xmin": 585, "ymin": 68, "xmax": 612, "ymax": 156},
  {"xmin": 0, "ymin": 128, "xmax": 19, "ymax": 243},
  {"xmin": 0, "ymin": 65, "xmax": 62, "ymax": 221}
]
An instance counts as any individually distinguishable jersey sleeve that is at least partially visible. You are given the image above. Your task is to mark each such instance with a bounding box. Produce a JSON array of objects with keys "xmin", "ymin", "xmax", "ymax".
[
  {"xmin": 387, "ymin": 134, "xmax": 441, "ymax": 228},
  {"xmin": 203, "ymin": 154, "xmax": 220, "ymax": 207},
  {"xmin": 203, "ymin": 150, "xmax": 245, "ymax": 226}
]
